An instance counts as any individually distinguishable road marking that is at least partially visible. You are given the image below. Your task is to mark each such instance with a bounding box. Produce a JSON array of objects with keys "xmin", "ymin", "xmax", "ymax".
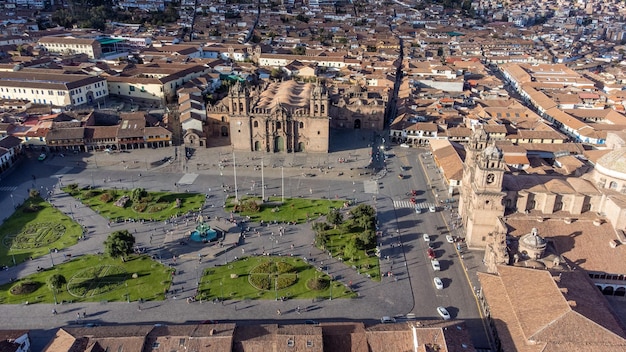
[
  {"xmin": 393, "ymin": 200, "xmax": 434, "ymax": 209},
  {"xmin": 53, "ymin": 167, "xmax": 74, "ymax": 177},
  {"xmin": 363, "ymin": 180, "xmax": 378, "ymax": 194},
  {"xmin": 177, "ymin": 173, "xmax": 199, "ymax": 185},
  {"xmin": 0, "ymin": 186, "xmax": 17, "ymax": 192}
]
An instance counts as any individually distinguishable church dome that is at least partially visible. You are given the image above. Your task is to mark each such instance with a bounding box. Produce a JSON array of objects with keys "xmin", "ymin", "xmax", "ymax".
[
  {"xmin": 520, "ymin": 229, "xmax": 546, "ymax": 249},
  {"xmin": 596, "ymin": 147, "xmax": 626, "ymax": 181}
]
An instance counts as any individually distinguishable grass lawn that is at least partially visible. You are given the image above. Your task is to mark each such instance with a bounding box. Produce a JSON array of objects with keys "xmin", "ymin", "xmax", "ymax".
[
  {"xmin": 197, "ymin": 256, "xmax": 355, "ymax": 301},
  {"xmin": 0, "ymin": 196, "xmax": 81, "ymax": 267},
  {"xmin": 63, "ymin": 185, "xmax": 206, "ymax": 221},
  {"xmin": 225, "ymin": 196, "xmax": 347, "ymax": 224},
  {"xmin": 0, "ymin": 254, "xmax": 172, "ymax": 305},
  {"xmin": 323, "ymin": 228, "xmax": 381, "ymax": 282}
]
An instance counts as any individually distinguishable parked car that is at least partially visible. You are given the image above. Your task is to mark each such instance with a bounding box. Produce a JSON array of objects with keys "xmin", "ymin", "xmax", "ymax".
[
  {"xmin": 423, "ymin": 233, "xmax": 430, "ymax": 242},
  {"xmin": 429, "ymin": 205, "xmax": 436, "ymax": 213},
  {"xmin": 398, "ymin": 174, "xmax": 405, "ymax": 179},
  {"xmin": 436, "ymin": 306, "xmax": 450, "ymax": 320},
  {"xmin": 415, "ymin": 207, "xmax": 423, "ymax": 214},
  {"xmin": 38, "ymin": 153, "xmax": 47, "ymax": 161},
  {"xmin": 380, "ymin": 316, "xmax": 396, "ymax": 323},
  {"xmin": 410, "ymin": 198, "xmax": 416, "ymax": 204},
  {"xmin": 431, "ymin": 259, "xmax": 441, "ymax": 271},
  {"xmin": 446, "ymin": 235, "xmax": 454, "ymax": 243},
  {"xmin": 434, "ymin": 277, "xmax": 443, "ymax": 290},
  {"xmin": 427, "ymin": 248, "xmax": 436, "ymax": 259}
]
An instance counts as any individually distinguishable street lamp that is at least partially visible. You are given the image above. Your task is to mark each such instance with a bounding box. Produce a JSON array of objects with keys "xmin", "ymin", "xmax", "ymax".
[
  {"xmin": 220, "ymin": 280, "xmax": 223, "ymax": 302},
  {"xmin": 10, "ymin": 193, "xmax": 14, "ymax": 208},
  {"xmin": 329, "ymin": 275, "xmax": 332, "ymax": 301},
  {"xmin": 49, "ymin": 248, "xmax": 55, "ymax": 267},
  {"xmin": 126, "ymin": 283, "xmax": 130, "ymax": 303},
  {"xmin": 275, "ymin": 276, "xmax": 278, "ymax": 301}
]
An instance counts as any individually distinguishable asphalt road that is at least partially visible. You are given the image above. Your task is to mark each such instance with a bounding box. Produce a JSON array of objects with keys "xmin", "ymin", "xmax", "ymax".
[{"xmin": 0, "ymin": 138, "xmax": 490, "ymax": 351}]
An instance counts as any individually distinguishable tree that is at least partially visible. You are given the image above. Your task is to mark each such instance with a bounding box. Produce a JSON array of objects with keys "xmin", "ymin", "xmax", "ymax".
[
  {"xmin": 104, "ymin": 230, "xmax": 135, "ymax": 260},
  {"xmin": 357, "ymin": 229, "xmax": 376, "ymax": 249},
  {"xmin": 343, "ymin": 238, "xmax": 358, "ymax": 261},
  {"xmin": 47, "ymin": 274, "xmax": 66, "ymax": 290},
  {"xmin": 327, "ymin": 210, "xmax": 343, "ymax": 228}
]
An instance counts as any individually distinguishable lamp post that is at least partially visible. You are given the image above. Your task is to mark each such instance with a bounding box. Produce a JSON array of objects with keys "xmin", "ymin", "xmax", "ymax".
[
  {"xmin": 329, "ymin": 275, "xmax": 332, "ymax": 301},
  {"xmin": 275, "ymin": 275, "xmax": 278, "ymax": 301},
  {"xmin": 126, "ymin": 283, "xmax": 130, "ymax": 303},
  {"xmin": 49, "ymin": 248, "xmax": 55, "ymax": 267},
  {"xmin": 281, "ymin": 166, "xmax": 284, "ymax": 203},
  {"xmin": 220, "ymin": 280, "xmax": 223, "ymax": 302},
  {"xmin": 52, "ymin": 287, "xmax": 58, "ymax": 305},
  {"xmin": 91, "ymin": 172, "xmax": 95, "ymax": 188},
  {"xmin": 10, "ymin": 193, "xmax": 14, "ymax": 208},
  {"xmin": 233, "ymin": 152, "xmax": 239, "ymax": 201}
]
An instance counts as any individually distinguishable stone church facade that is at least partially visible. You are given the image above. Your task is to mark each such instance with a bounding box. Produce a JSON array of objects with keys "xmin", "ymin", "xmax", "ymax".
[{"xmin": 223, "ymin": 81, "xmax": 330, "ymax": 153}]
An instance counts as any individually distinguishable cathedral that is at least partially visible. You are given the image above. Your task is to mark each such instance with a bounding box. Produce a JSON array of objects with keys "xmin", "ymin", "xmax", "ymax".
[{"xmin": 215, "ymin": 80, "xmax": 331, "ymax": 153}]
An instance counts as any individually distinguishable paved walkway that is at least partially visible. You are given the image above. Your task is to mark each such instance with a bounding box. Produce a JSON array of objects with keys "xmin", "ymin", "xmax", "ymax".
[{"xmin": 0, "ymin": 142, "xmax": 418, "ymax": 332}]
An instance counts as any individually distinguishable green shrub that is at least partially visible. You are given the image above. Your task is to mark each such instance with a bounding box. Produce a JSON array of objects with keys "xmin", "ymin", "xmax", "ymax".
[
  {"xmin": 306, "ymin": 277, "xmax": 329, "ymax": 291},
  {"xmin": 249, "ymin": 274, "xmax": 271, "ymax": 290},
  {"xmin": 133, "ymin": 203, "xmax": 148, "ymax": 213},
  {"xmin": 277, "ymin": 275, "xmax": 297, "ymax": 289},
  {"xmin": 276, "ymin": 262, "xmax": 294, "ymax": 274},
  {"xmin": 10, "ymin": 281, "xmax": 39, "ymax": 295},
  {"xmin": 100, "ymin": 193, "xmax": 113, "ymax": 203}
]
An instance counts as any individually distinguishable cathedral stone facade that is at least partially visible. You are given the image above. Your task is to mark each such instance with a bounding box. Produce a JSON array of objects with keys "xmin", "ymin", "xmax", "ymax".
[{"xmin": 225, "ymin": 81, "xmax": 330, "ymax": 153}]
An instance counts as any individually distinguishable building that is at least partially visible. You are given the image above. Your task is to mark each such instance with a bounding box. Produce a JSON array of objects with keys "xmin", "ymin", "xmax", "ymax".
[
  {"xmin": 37, "ymin": 36, "xmax": 103, "ymax": 59},
  {"xmin": 459, "ymin": 126, "xmax": 506, "ymax": 248},
  {"xmin": 226, "ymin": 81, "xmax": 330, "ymax": 153},
  {"xmin": 0, "ymin": 69, "xmax": 108, "ymax": 108}
]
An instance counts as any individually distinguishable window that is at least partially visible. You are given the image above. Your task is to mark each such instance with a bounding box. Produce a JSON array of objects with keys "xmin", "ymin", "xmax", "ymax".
[
  {"xmin": 287, "ymin": 339, "xmax": 294, "ymax": 347},
  {"xmin": 276, "ymin": 122, "xmax": 281, "ymax": 129},
  {"xmin": 130, "ymin": 86, "xmax": 135, "ymax": 92},
  {"xmin": 253, "ymin": 121, "xmax": 258, "ymax": 127},
  {"xmin": 299, "ymin": 122, "xmax": 304, "ymax": 128},
  {"xmin": 307, "ymin": 341, "xmax": 313, "ymax": 348}
]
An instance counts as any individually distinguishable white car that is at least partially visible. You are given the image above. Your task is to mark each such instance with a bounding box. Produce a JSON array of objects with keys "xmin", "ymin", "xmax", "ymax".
[
  {"xmin": 380, "ymin": 316, "xmax": 396, "ymax": 323},
  {"xmin": 446, "ymin": 235, "xmax": 454, "ymax": 243},
  {"xmin": 437, "ymin": 306, "xmax": 451, "ymax": 320},
  {"xmin": 434, "ymin": 277, "xmax": 443, "ymax": 290},
  {"xmin": 431, "ymin": 259, "xmax": 440, "ymax": 271},
  {"xmin": 400, "ymin": 143, "xmax": 410, "ymax": 148},
  {"xmin": 429, "ymin": 205, "xmax": 436, "ymax": 213},
  {"xmin": 415, "ymin": 207, "xmax": 423, "ymax": 214},
  {"xmin": 423, "ymin": 233, "xmax": 430, "ymax": 242}
]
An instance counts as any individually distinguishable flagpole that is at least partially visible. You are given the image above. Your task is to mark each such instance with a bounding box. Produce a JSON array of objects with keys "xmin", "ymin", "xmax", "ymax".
[
  {"xmin": 261, "ymin": 159, "xmax": 265, "ymax": 201},
  {"xmin": 233, "ymin": 152, "xmax": 238, "ymax": 201}
]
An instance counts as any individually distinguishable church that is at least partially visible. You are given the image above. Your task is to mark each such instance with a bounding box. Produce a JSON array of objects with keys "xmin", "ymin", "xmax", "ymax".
[{"xmin": 217, "ymin": 80, "xmax": 331, "ymax": 153}]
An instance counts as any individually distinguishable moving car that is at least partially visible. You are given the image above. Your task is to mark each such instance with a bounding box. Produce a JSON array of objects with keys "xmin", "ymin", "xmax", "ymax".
[
  {"xmin": 437, "ymin": 306, "xmax": 450, "ymax": 320},
  {"xmin": 434, "ymin": 277, "xmax": 443, "ymax": 290},
  {"xmin": 423, "ymin": 233, "xmax": 430, "ymax": 242},
  {"xmin": 38, "ymin": 153, "xmax": 47, "ymax": 161},
  {"xmin": 431, "ymin": 259, "xmax": 441, "ymax": 271},
  {"xmin": 446, "ymin": 235, "xmax": 454, "ymax": 243},
  {"xmin": 380, "ymin": 316, "xmax": 396, "ymax": 323}
]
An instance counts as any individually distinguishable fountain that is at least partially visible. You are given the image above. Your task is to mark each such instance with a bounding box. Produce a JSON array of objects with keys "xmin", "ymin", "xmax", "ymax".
[{"xmin": 189, "ymin": 222, "xmax": 218, "ymax": 243}]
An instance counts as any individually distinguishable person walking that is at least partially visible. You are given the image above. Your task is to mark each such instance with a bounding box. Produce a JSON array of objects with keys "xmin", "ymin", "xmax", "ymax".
[
  {"xmin": 52, "ymin": 308, "xmax": 57, "ymax": 315},
  {"xmin": 276, "ymin": 309, "xmax": 282, "ymax": 316}
]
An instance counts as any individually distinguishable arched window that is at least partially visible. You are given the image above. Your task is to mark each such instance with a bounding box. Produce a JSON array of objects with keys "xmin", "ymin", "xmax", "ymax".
[
  {"xmin": 609, "ymin": 181, "xmax": 618, "ymax": 189},
  {"xmin": 299, "ymin": 122, "xmax": 304, "ymax": 128},
  {"xmin": 221, "ymin": 116, "xmax": 225, "ymax": 122},
  {"xmin": 276, "ymin": 121, "xmax": 282, "ymax": 130},
  {"xmin": 253, "ymin": 121, "xmax": 259, "ymax": 128},
  {"xmin": 320, "ymin": 104, "xmax": 325, "ymax": 113}
]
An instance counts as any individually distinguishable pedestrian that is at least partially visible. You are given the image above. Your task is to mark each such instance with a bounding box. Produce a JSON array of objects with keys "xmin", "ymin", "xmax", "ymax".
[
  {"xmin": 82, "ymin": 311, "xmax": 86, "ymax": 319},
  {"xmin": 277, "ymin": 309, "xmax": 281, "ymax": 316},
  {"xmin": 296, "ymin": 306, "xmax": 301, "ymax": 314},
  {"xmin": 76, "ymin": 312, "xmax": 81, "ymax": 320},
  {"xmin": 52, "ymin": 308, "xmax": 57, "ymax": 315}
]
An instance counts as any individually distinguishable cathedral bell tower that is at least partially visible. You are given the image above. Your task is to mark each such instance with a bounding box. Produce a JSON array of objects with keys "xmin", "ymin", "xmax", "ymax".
[{"xmin": 459, "ymin": 125, "xmax": 506, "ymax": 248}]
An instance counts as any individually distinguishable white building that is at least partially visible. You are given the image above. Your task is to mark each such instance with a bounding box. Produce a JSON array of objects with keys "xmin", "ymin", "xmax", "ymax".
[{"xmin": 0, "ymin": 69, "xmax": 108, "ymax": 107}]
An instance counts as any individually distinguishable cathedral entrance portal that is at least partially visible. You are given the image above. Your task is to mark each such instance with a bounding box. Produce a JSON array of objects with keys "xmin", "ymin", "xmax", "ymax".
[
  {"xmin": 221, "ymin": 126, "xmax": 229, "ymax": 136},
  {"xmin": 254, "ymin": 141, "xmax": 261, "ymax": 151},
  {"xmin": 274, "ymin": 136, "xmax": 285, "ymax": 152},
  {"xmin": 354, "ymin": 119, "xmax": 361, "ymax": 129}
]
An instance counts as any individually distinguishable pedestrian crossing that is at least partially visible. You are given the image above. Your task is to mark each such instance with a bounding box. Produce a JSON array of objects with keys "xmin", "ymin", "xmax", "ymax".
[
  {"xmin": 0, "ymin": 186, "xmax": 17, "ymax": 192},
  {"xmin": 393, "ymin": 200, "xmax": 435, "ymax": 210}
]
